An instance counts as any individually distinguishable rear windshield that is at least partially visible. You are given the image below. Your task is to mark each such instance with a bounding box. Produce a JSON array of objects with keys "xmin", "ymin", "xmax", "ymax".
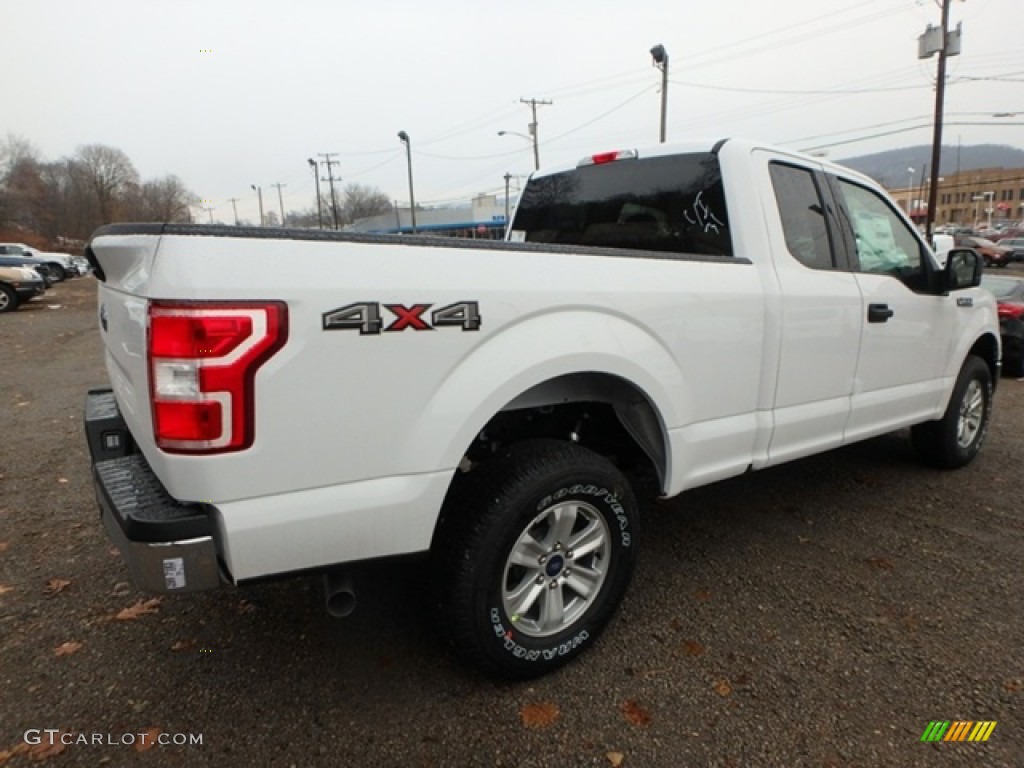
[{"xmin": 510, "ymin": 152, "xmax": 732, "ymax": 257}]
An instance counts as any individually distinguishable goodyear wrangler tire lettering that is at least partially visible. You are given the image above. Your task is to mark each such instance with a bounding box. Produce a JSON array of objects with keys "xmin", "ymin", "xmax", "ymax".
[{"xmin": 436, "ymin": 439, "xmax": 638, "ymax": 680}]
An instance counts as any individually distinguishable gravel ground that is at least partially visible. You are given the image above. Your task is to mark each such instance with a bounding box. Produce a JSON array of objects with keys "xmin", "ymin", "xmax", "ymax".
[{"xmin": 1, "ymin": 276, "xmax": 1022, "ymax": 767}]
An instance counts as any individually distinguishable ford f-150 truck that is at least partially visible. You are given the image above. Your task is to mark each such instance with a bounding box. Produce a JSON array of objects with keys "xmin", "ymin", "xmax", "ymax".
[{"xmin": 83, "ymin": 139, "xmax": 999, "ymax": 679}]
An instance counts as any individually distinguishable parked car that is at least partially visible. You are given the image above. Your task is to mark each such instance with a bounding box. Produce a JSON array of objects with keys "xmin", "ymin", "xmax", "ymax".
[
  {"xmin": 0, "ymin": 265, "xmax": 47, "ymax": 312},
  {"xmin": 0, "ymin": 244, "xmax": 70, "ymax": 281},
  {"xmin": 980, "ymin": 273, "xmax": 1024, "ymax": 377},
  {"xmin": 71, "ymin": 256, "xmax": 92, "ymax": 276},
  {"xmin": 992, "ymin": 228, "xmax": 1024, "ymax": 243},
  {"xmin": 954, "ymin": 236, "xmax": 1014, "ymax": 268},
  {"xmin": 994, "ymin": 237, "xmax": 1024, "ymax": 263},
  {"xmin": 0, "ymin": 254, "xmax": 58, "ymax": 286}
]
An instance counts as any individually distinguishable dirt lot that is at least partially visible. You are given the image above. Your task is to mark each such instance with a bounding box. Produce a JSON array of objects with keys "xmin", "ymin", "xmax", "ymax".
[{"xmin": 1, "ymin": 276, "xmax": 1022, "ymax": 767}]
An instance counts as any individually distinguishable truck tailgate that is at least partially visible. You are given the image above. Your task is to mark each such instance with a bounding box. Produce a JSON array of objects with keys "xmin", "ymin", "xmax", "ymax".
[{"xmin": 89, "ymin": 232, "xmax": 162, "ymax": 456}]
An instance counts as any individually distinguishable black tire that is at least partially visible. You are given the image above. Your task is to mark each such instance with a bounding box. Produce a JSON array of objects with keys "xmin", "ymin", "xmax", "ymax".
[
  {"xmin": 434, "ymin": 439, "xmax": 638, "ymax": 679},
  {"xmin": 1002, "ymin": 319, "xmax": 1024, "ymax": 378},
  {"xmin": 47, "ymin": 263, "xmax": 66, "ymax": 281},
  {"xmin": 0, "ymin": 284, "xmax": 19, "ymax": 313},
  {"xmin": 911, "ymin": 355, "xmax": 992, "ymax": 468},
  {"xmin": 1005, "ymin": 355, "xmax": 1024, "ymax": 379}
]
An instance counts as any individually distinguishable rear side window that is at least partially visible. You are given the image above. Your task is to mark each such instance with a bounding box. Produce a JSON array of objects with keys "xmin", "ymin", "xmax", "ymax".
[
  {"xmin": 769, "ymin": 163, "xmax": 836, "ymax": 270},
  {"xmin": 511, "ymin": 153, "xmax": 732, "ymax": 257}
]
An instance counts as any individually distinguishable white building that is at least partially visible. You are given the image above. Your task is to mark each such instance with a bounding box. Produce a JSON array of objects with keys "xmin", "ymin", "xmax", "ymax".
[{"xmin": 348, "ymin": 194, "xmax": 515, "ymax": 239}]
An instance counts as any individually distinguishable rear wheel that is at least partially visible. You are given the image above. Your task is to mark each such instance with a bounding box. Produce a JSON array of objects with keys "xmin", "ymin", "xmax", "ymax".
[
  {"xmin": 40, "ymin": 264, "xmax": 64, "ymax": 282},
  {"xmin": 912, "ymin": 355, "xmax": 992, "ymax": 468},
  {"xmin": 0, "ymin": 284, "xmax": 19, "ymax": 313},
  {"xmin": 435, "ymin": 440, "xmax": 638, "ymax": 679}
]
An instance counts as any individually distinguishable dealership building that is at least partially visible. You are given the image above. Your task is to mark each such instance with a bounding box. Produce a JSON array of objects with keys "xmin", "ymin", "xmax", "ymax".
[{"xmin": 890, "ymin": 167, "xmax": 1024, "ymax": 228}]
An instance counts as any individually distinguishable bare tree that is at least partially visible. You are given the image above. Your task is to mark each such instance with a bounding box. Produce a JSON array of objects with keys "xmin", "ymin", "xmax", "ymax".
[
  {"xmin": 74, "ymin": 144, "xmax": 139, "ymax": 223},
  {"xmin": 123, "ymin": 175, "xmax": 198, "ymax": 222},
  {"xmin": 341, "ymin": 183, "xmax": 392, "ymax": 225},
  {"xmin": 0, "ymin": 134, "xmax": 44, "ymax": 230},
  {"xmin": 0, "ymin": 133, "xmax": 40, "ymax": 180}
]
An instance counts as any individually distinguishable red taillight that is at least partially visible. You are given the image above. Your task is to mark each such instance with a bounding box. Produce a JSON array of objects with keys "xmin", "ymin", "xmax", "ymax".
[
  {"xmin": 150, "ymin": 314, "xmax": 254, "ymax": 358},
  {"xmin": 998, "ymin": 302, "xmax": 1024, "ymax": 320},
  {"xmin": 148, "ymin": 301, "xmax": 288, "ymax": 454}
]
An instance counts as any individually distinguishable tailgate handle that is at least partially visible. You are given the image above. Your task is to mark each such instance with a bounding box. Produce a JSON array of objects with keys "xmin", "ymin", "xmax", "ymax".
[{"xmin": 867, "ymin": 303, "xmax": 894, "ymax": 323}]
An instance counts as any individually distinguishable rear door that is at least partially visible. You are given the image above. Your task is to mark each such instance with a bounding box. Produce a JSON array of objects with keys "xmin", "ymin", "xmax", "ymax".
[{"xmin": 757, "ymin": 154, "xmax": 863, "ymax": 465}]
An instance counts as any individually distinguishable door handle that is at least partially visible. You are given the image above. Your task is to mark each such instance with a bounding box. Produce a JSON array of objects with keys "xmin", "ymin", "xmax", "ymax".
[{"xmin": 867, "ymin": 303, "xmax": 894, "ymax": 323}]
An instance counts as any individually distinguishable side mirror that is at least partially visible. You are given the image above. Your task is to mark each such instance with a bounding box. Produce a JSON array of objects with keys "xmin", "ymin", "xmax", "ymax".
[{"xmin": 943, "ymin": 248, "xmax": 983, "ymax": 291}]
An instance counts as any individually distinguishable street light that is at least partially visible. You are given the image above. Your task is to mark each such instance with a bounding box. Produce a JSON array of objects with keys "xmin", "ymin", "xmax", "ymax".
[
  {"xmin": 250, "ymin": 184, "xmax": 264, "ymax": 227},
  {"xmin": 972, "ymin": 191, "xmax": 994, "ymax": 230},
  {"xmin": 497, "ymin": 130, "xmax": 538, "ymax": 171},
  {"xmin": 906, "ymin": 167, "xmax": 915, "ymax": 216},
  {"xmin": 307, "ymin": 158, "xmax": 323, "ymax": 230},
  {"xmin": 397, "ymin": 131, "xmax": 417, "ymax": 234},
  {"xmin": 650, "ymin": 44, "xmax": 669, "ymax": 143}
]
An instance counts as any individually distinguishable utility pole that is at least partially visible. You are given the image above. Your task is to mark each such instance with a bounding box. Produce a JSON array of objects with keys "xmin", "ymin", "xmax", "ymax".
[
  {"xmin": 271, "ymin": 182, "xmax": 287, "ymax": 227},
  {"xmin": 504, "ymin": 172, "xmax": 512, "ymax": 233},
  {"xmin": 918, "ymin": 0, "xmax": 962, "ymax": 239},
  {"xmin": 520, "ymin": 97, "xmax": 552, "ymax": 171},
  {"xmin": 318, "ymin": 152, "xmax": 341, "ymax": 229},
  {"xmin": 228, "ymin": 197, "xmax": 240, "ymax": 226},
  {"xmin": 203, "ymin": 206, "xmax": 215, "ymax": 224}
]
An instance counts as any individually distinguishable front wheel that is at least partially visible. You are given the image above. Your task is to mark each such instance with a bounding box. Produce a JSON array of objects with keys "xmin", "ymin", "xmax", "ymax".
[
  {"xmin": 435, "ymin": 440, "xmax": 638, "ymax": 679},
  {"xmin": 911, "ymin": 355, "xmax": 992, "ymax": 468},
  {"xmin": 39, "ymin": 264, "xmax": 64, "ymax": 282},
  {"xmin": 0, "ymin": 284, "xmax": 19, "ymax": 313}
]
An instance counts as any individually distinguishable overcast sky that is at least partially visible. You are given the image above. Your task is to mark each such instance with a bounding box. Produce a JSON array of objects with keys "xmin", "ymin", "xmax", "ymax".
[{"xmin": 4, "ymin": 0, "xmax": 1022, "ymax": 225}]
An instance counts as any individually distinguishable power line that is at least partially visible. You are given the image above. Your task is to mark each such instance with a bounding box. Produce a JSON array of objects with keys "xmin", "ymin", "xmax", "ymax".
[
  {"xmin": 783, "ymin": 112, "xmax": 1021, "ymax": 147},
  {"xmin": 797, "ymin": 121, "xmax": 1024, "ymax": 153},
  {"xmin": 667, "ymin": 78, "xmax": 929, "ymax": 96}
]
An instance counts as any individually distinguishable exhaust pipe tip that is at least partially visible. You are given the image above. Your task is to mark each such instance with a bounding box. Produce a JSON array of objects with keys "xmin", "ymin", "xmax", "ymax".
[{"xmin": 323, "ymin": 570, "xmax": 356, "ymax": 618}]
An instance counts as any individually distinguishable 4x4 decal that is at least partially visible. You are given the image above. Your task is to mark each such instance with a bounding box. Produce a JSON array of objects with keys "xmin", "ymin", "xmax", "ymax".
[{"xmin": 323, "ymin": 301, "xmax": 481, "ymax": 334}]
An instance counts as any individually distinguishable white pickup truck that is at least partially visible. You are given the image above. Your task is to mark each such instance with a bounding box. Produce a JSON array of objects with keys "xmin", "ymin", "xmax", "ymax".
[{"xmin": 84, "ymin": 139, "xmax": 999, "ymax": 679}]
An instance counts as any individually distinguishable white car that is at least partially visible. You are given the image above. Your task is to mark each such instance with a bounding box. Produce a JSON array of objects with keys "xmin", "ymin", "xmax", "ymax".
[{"xmin": 0, "ymin": 243, "xmax": 77, "ymax": 281}]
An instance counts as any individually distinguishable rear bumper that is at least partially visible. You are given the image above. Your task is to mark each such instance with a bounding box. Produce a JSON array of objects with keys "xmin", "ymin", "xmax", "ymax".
[{"xmin": 84, "ymin": 388, "xmax": 224, "ymax": 593}]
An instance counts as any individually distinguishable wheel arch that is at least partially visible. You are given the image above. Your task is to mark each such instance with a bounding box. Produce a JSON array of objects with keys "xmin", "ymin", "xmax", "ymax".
[
  {"xmin": 967, "ymin": 331, "xmax": 1000, "ymax": 386},
  {"xmin": 407, "ymin": 310, "xmax": 686, "ymax": 496},
  {"xmin": 490, "ymin": 372, "xmax": 670, "ymax": 489}
]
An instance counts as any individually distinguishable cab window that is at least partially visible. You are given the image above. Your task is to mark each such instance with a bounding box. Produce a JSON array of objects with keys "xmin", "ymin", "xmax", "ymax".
[
  {"xmin": 834, "ymin": 178, "xmax": 927, "ymax": 288},
  {"xmin": 511, "ymin": 153, "xmax": 733, "ymax": 258}
]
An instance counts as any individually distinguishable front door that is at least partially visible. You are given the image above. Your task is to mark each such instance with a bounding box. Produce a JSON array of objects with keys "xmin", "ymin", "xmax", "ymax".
[{"xmin": 829, "ymin": 177, "xmax": 959, "ymax": 441}]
